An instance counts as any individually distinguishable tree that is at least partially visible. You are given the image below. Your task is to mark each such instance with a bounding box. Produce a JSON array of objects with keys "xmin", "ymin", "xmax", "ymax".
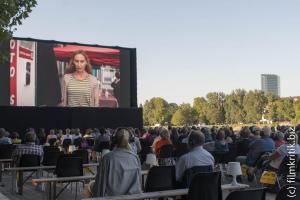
[
  {"xmin": 171, "ymin": 103, "xmax": 197, "ymax": 126},
  {"xmin": 205, "ymin": 92, "xmax": 225, "ymax": 124},
  {"xmin": 243, "ymin": 90, "xmax": 267, "ymax": 123},
  {"xmin": 265, "ymin": 93, "xmax": 278, "ymax": 122},
  {"xmin": 143, "ymin": 97, "xmax": 170, "ymax": 125},
  {"xmin": 165, "ymin": 103, "xmax": 178, "ymax": 124},
  {"xmin": 224, "ymin": 89, "xmax": 246, "ymax": 124},
  {"xmin": 193, "ymin": 97, "xmax": 208, "ymax": 124},
  {"xmin": 276, "ymin": 98, "xmax": 295, "ymax": 121},
  {"xmin": 0, "ymin": 0, "xmax": 37, "ymax": 60},
  {"xmin": 294, "ymin": 100, "xmax": 300, "ymax": 121}
]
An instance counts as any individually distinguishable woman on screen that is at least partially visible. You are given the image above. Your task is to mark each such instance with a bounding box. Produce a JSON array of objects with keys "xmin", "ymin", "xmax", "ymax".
[{"xmin": 60, "ymin": 50, "xmax": 99, "ymax": 107}]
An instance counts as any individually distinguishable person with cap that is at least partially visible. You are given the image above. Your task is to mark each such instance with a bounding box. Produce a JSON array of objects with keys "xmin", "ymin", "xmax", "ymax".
[{"xmin": 274, "ymin": 131, "xmax": 285, "ymax": 148}]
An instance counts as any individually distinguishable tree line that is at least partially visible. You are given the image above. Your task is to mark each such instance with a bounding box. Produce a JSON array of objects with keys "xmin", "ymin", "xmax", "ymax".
[{"xmin": 142, "ymin": 89, "xmax": 300, "ymax": 126}]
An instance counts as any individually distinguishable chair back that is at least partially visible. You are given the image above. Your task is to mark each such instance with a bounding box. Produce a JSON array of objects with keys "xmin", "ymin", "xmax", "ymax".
[
  {"xmin": 96, "ymin": 141, "xmax": 111, "ymax": 152},
  {"xmin": 62, "ymin": 139, "xmax": 72, "ymax": 151},
  {"xmin": 0, "ymin": 144, "xmax": 16, "ymax": 159},
  {"xmin": 226, "ymin": 188, "xmax": 266, "ymax": 200},
  {"xmin": 139, "ymin": 138, "xmax": 151, "ymax": 164},
  {"xmin": 73, "ymin": 137, "xmax": 82, "ymax": 147},
  {"xmin": 276, "ymin": 184, "xmax": 300, "ymax": 200},
  {"xmin": 180, "ymin": 165, "xmax": 213, "ymax": 188},
  {"xmin": 211, "ymin": 151, "xmax": 230, "ymax": 164},
  {"xmin": 42, "ymin": 150, "xmax": 63, "ymax": 166},
  {"xmin": 145, "ymin": 166, "xmax": 176, "ymax": 192},
  {"xmin": 43, "ymin": 146, "xmax": 60, "ymax": 153},
  {"xmin": 72, "ymin": 149, "xmax": 89, "ymax": 164},
  {"xmin": 188, "ymin": 171, "xmax": 222, "ymax": 200},
  {"xmin": 158, "ymin": 144, "xmax": 174, "ymax": 158},
  {"xmin": 86, "ymin": 138, "xmax": 94, "ymax": 148},
  {"xmin": 19, "ymin": 154, "xmax": 41, "ymax": 167},
  {"xmin": 48, "ymin": 138, "xmax": 57, "ymax": 146},
  {"xmin": 55, "ymin": 155, "xmax": 83, "ymax": 177}
]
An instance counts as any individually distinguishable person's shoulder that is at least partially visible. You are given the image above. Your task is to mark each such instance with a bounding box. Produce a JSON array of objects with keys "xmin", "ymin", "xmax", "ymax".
[
  {"xmin": 88, "ymin": 74, "xmax": 97, "ymax": 80},
  {"xmin": 63, "ymin": 73, "xmax": 72, "ymax": 81},
  {"xmin": 64, "ymin": 73, "xmax": 72, "ymax": 78}
]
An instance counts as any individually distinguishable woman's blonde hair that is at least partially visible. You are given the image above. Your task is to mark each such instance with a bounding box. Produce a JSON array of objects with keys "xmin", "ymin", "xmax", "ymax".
[
  {"xmin": 65, "ymin": 50, "xmax": 93, "ymax": 74},
  {"xmin": 115, "ymin": 128, "xmax": 131, "ymax": 150}
]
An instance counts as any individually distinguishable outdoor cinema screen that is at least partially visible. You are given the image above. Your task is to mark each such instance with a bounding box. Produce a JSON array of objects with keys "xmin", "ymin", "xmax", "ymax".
[{"xmin": 0, "ymin": 38, "xmax": 137, "ymax": 108}]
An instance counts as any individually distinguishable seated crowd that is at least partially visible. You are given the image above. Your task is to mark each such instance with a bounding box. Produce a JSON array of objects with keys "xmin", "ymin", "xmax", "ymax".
[{"xmin": 0, "ymin": 124, "xmax": 300, "ymax": 198}]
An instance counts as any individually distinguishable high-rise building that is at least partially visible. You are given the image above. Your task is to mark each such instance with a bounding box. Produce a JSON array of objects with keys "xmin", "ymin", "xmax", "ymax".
[{"xmin": 261, "ymin": 74, "xmax": 280, "ymax": 97}]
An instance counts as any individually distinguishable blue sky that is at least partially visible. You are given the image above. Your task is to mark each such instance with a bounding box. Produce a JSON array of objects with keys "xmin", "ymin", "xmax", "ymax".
[{"xmin": 14, "ymin": 0, "xmax": 300, "ymax": 104}]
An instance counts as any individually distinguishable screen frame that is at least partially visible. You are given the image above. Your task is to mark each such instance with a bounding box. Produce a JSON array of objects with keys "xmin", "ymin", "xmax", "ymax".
[{"xmin": 0, "ymin": 37, "xmax": 138, "ymax": 108}]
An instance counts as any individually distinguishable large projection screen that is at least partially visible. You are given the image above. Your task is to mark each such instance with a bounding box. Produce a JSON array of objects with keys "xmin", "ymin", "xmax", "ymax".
[{"xmin": 0, "ymin": 38, "xmax": 137, "ymax": 108}]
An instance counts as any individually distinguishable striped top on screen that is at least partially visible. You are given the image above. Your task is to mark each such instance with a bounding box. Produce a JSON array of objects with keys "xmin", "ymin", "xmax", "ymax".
[{"xmin": 67, "ymin": 75, "xmax": 92, "ymax": 107}]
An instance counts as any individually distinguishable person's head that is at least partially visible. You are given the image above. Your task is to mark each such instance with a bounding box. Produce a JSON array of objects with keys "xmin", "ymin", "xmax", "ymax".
[
  {"xmin": 85, "ymin": 128, "xmax": 92, "ymax": 135},
  {"xmin": 99, "ymin": 127, "xmax": 106, "ymax": 135},
  {"xmin": 275, "ymin": 131, "xmax": 284, "ymax": 141},
  {"xmin": 49, "ymin": 129, "xmax": 55, "ymax": 135},
  {"xmin": 65, "ymin": 128, "xmax": 71, "ymax": 135},
  {"xmin": 188, "ymin": 130, "xmax": 205, "ymax": 149},
  {"xmin": 57, "ymin": 129, "xmax": 63, "ymax": 135},
  {"xmin": 0, "ymin": 129, "xmax": 6, "ymax": 138},
  {"xmin": 261, "ymin": 126, "xmax": 271, "ymax": 138},
  {"xmin": 240, "ymin": 127, "xmax": 251, "ymax": 139},
  {"xmin": 134, "ymin": 128, "xmax": 141, "ymax": 137},
  {"xmin": 160, "ymin": 129, "xmax": 170, "ymax": 140},
  {"xmin": 115, "ymin": 71, "xmax": 120, "ymax": 79},
  {"xmin": 25, "ymin": 132, "xmax": 36, "ymax": 143},
  {"xmin": 66, "ymin": 50, "xmax": 92, "ymax": 74},
  {"xmin": 10, "ymin": 132, "xmax": 19, "ymax": 139},
  {"xmin": 115, "ymin": 128, "xmax": 131, "ymax": 149},
  {"xmin": 74, "ymin": 129, "xmax": 80, "ymax": 136},
  {"xmin": 216, "ymin": 129, "xmax": 226, "ymax": 141}
]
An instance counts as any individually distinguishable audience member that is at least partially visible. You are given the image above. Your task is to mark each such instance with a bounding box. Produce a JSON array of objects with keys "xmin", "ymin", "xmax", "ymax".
[
  {"xmin": 264, "ymin": 131, "xmax": 300, "ymax": 170},
  {"xmin": 12, "ymin": 132, "xmax": 43, "ymax": 165},
  {"xmin": 245, "ymin": 126, "xmax": 275, "ymax": 167},
  {"xmin": 214, "ymin": 128, "xmax": 229, "ymax": 152},
  {"xmin": 0, "ymin": 129, "xmax": 11, "ymax": 145},
  {"xmin": 274, "ymin": 131, "xmax": 285, "ymax": 148},
  {"xmin": 91, "ymin": 128, "xmax": 141, "ymax": 197},
  {"xmin": 175, "ymin": 130, "xmax": 214, "ymax": 182},
  {"xmin": 10, "ymin": 132, "xmax": 22, "ymax": 144}
]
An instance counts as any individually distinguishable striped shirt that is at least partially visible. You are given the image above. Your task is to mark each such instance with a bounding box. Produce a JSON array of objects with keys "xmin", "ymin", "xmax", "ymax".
[{"xmin": 67, "ymin": 75, "xmax": 92, "ymax": 107}]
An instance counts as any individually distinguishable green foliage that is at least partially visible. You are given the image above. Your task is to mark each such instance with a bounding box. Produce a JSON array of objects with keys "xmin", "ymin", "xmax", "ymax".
[
  {"xmin": 143, "ymin": 97, "xmax": 170, "ymax": 125},
  {"xmin": 276, "ymin": 98, "xmax": 295, "ymax": 121},
  {"xmin": 171, "ymin": 103, "xmax": 197, "ymax": 126},
  {"xmin": 224, "ymin": 89, "xmax": 246, "ymax": 124},
  {"xmin": 294, "ymin": 100, "xmax": 300, "ymax": 120},
  {"xmin": 265, "ymin": 93, "xmax": 278, "ymax": 121},
  {"xmin": 0, "ymin": 0, "xmax": 37, "ymax": 61},
  {"xmin": 165, "ymin": 103, "xmax": 178, "ymax": 123},
  {"xmin": 143, "ymin": 91, "xmax": 299, "ymax": 126},
  {"xmin": 193, "ymin": 97, "xmax": 208, "ymax": 124},
  {"xmin": 243, "ymin": 90, "xmax": 267, "ymax": 123},
  {"xmin": 205, "ymin": 92, "xmax": 225, "ymax": 124}
]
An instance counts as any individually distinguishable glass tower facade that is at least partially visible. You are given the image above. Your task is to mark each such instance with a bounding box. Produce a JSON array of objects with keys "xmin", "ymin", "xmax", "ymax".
[{"xmin": 261, "ymin": 74, "xmax": 280, "ymax": 97}]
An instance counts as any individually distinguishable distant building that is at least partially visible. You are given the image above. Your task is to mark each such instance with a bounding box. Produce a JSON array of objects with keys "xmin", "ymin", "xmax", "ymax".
[{"xmin": 261, "ymin": 74, "xmax": 280, "ymax": 97}]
